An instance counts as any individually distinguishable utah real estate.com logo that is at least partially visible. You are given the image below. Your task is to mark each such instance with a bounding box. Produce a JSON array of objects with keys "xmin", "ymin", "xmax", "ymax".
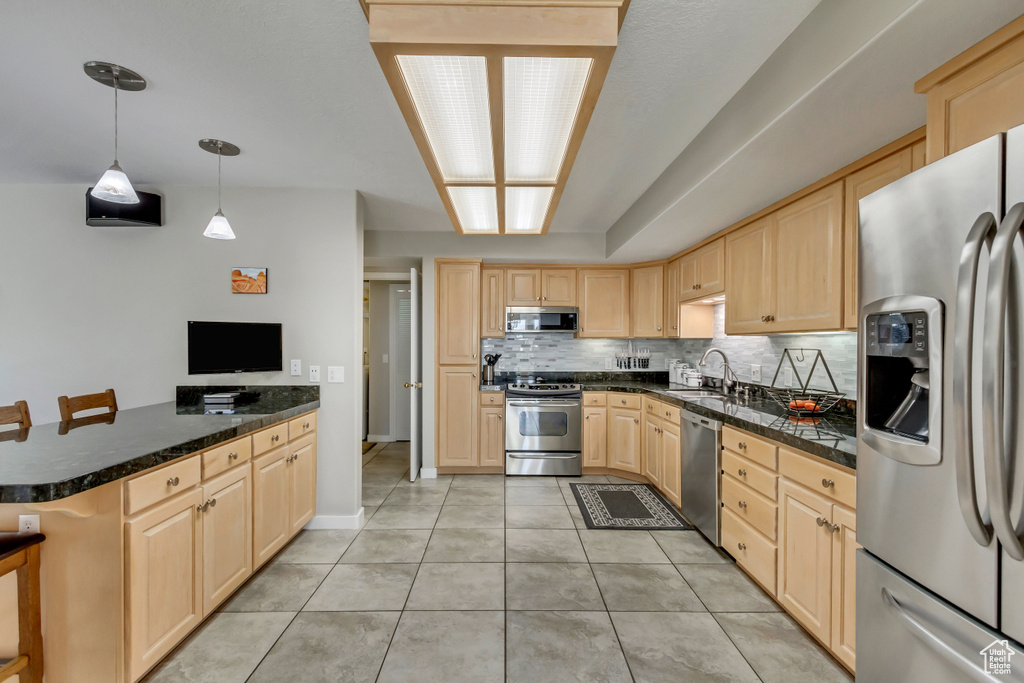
[{"xmin": 981, "ymin": 640, "xmax": 1016, "ymax": 676}]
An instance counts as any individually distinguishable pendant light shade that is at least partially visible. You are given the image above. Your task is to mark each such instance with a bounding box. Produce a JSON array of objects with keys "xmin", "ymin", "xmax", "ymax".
[
  {"xmin": 199, "ymin": 139, "xmax": 241, "ymax": 240},
  {"xmin": 84, "ymin": 62, "xmax": 146, "ymax": 205}
]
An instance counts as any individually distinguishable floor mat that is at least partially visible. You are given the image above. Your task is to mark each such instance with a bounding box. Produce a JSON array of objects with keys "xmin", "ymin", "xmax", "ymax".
[{"xmin": 570, "ymin": 483, "xmax": 692, "ymax": 530}]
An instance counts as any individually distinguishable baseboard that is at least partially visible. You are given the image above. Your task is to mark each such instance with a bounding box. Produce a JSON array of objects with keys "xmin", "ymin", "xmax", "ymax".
[
  {"xmin": 305, "ymin": 509, "xmax": 365, "ymax": 530},
  {"xmin": 420, "ymin": 467, "xmax": 438, "ymax": 479},
  {"xmin": 366, "ymin": 434, "xmax": 393, "ymax": 443}
]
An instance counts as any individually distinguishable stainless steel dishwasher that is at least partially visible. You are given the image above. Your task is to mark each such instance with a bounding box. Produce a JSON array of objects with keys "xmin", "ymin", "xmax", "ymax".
[{"xmin": 679, "ymin": 410, "xmax": 722, "ymax": 545}]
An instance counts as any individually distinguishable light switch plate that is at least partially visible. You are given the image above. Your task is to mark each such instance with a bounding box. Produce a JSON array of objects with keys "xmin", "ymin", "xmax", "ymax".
[
  {"xmin": 751, "ymin": 364, "xmax": 761, "ymax": 382},
  {"xmin": 309, "ymin": 365, "xmax": 320, "ymax": 383},
  {"xmin": 290, "ymin": 359, "xmax": 301, "ymax": 376},
  {"xmin": 328, "ymin": 366, "xmax": 344, "ymax": 383}
]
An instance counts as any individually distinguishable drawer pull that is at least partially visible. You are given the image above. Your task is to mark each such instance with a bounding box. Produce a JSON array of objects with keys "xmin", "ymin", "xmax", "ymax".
[
  {"xmin": 167, "ymin": 477, "xmax": 180, "ymax": 487},
  {"xmin": 738, "ymin": 442, "xmax": 747, "ymax": 450},
  {"xmin": 303, "ymin": 422, "xmax": 310, "ymax": 429},
  {"xmin": 738, "ymin": 543, "xmax": 747, "ymax": 551},
  {"xmin": 822, "ymin": 478, "xmax": 835, "ymax": 489},
  {"xmin": 665, "ymin": 411, "xmax": 671, "ymax": 417},
  {"xmin": 737, "ymin": 469, "xmax": 747, "ymax": 477},
  {"xmin": 621, "ymin": 399, "xmax": 627, "ymax": 405},
  {"xmin": 738, "ymin": 501, "xmax": 747, "ymax": 509},
  {"xmin": 271, "ymin": 434, "xmax": 280, "ymax": 442},
  {"xmin": 228, "ymin": 452, "xmax": 238, "ymax": 460}
]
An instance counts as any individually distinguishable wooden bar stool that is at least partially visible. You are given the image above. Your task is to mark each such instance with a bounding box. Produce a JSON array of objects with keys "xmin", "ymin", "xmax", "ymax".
[
  {"xmin": 0, "ymin": 401, "xmax": 31, "ymax": 429},
  {"xmin": 57, "ymin": 389, "xmax": 117, "ymax": 421},
  {"xmin": 0, "ymin": 533, "xmax": 45, "ymax": 683}
]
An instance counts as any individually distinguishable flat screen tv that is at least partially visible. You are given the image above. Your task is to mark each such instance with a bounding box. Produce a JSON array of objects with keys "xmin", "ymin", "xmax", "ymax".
[{"xmin": 188, "ymin": 321, "xmax": 283, "ymax": 374}]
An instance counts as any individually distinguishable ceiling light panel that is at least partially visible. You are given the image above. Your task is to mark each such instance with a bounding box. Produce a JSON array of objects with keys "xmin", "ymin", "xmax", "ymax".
[
  {"xmin": 397, "ymin": 55, "xmax": 495, "ymax": 183},
  {"xmin": 447, "ymin": 186, "xmax": 498, "ymax": 233},
  {"xmin": 504, "ymin": 56, "xmax": 593, "ymax": 183},
  {"xmin": 506, "ymin": 186, "xmax": 554, "ymax": 233}
]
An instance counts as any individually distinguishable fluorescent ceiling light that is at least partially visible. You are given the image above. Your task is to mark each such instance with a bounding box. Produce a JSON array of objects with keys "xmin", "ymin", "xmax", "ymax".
[
  {"xmin": 506, "ymin": 186, "xmax": 554, "ymax": 233},
  {"xmin": 447, "ymin": 187, "xmax": 498, "ymax": 233},
  {"xmin": 397, "ymin": 55, "xmax": 494, "ymax": 183},
  {"xmin": 504, "ymin": 56, "xmax": 593, "ymax": 183}
]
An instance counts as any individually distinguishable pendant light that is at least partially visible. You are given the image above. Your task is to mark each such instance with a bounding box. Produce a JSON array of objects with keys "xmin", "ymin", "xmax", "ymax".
[
  {"xmin": 84, "ymin": 62, "xmax": 146, "ymax": 204},
  {"xmin": 199, "ymin": 139, "xmax": 240, "ymax": 240}
]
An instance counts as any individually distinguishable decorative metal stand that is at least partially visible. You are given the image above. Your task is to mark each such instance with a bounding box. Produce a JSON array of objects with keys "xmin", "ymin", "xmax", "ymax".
[{"xmin": 763, "ymin": 348, "xmax": 845, "ymax": 416}]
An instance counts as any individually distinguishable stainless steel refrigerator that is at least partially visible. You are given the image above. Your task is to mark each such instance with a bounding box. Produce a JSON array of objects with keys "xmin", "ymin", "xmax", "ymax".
[{"xmin": 857, "ymin": 125, "xmax": 1024, "ymax": 682}]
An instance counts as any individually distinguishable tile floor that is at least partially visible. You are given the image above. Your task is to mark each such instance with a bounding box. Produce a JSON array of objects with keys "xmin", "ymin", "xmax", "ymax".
[{"xmin": 143, "ymin": 442, "xmax": 853, "ymax": 683}]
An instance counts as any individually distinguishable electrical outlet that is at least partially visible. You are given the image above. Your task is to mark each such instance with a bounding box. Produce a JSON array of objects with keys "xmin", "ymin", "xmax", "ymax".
[
  {"xmin": 19, "ymin": 515, "xmax": 39, "ymax": 534},
  {"xmin": 309, "ymin": 365, "xmax": 320, "ymax": 382},
  {"xmin": 783, "ymin": 366, "xmax": 793, "ymax": 387},
  {"xmin": 751, "ymin": 364, "xmax": 761, "ymax": 383},
  {"xmin": 328, "ymin": 366, "xmax": 344, "ymax": 383},
  {"xmin": 290, "ymin": 359, "xmax": 301, "ymax": 376}
]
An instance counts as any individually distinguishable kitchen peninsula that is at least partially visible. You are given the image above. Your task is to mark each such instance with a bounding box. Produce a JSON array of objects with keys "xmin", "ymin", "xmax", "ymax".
[{"xmin": 0, "ymin": 386, "xmax": 319, "ymax": 683}]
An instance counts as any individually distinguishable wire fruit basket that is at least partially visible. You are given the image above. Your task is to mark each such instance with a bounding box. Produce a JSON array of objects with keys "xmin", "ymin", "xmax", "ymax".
[{"xmin": 763, "ymin": 348, "xmax": 845, "ymax": 416}]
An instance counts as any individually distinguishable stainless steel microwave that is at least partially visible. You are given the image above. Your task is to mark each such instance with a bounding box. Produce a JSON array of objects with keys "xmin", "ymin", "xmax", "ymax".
[{"xmin": 505, "ymin": 307, "xmax": 578, "ymax": 333}]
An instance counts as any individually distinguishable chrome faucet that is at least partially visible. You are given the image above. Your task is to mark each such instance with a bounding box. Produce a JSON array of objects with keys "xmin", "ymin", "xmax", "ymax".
[{"xmin": 699, "ymin": 347, "xmax": 738, "ymax": 394}]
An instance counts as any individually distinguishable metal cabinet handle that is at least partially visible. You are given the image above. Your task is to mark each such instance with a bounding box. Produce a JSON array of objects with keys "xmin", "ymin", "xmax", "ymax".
[
  {"xmin": 737, "ymin": 469, "xmax": 746, "ymax": 476},
  {"xmin": 271, "ymin": 434, "xmax": 280, "ymax": 442},
  {"xmin": 303, "ymin": 422, "xmax": 310, "ymax": 429},
  {"xmin": 498, "ymin": 415, "xmax": 503, "ymax": 420},
  {"xmin": 473, "ymin": 354, "xmax": 477, "ymax": 359},
  {"xmin": 167, "ymin": 477, "xmax": 179, "ymax": 487},
  {"xmin": 821, "ymin": 478, "xmax": 834, "ymax": 489},
  {"xmin": 657, "ymin": 327, "xmax": 662, "ymax": 331},
  {"xmin": 228, "ymin": 452, "xmax": 238, "ymax": 460},
  {"xmin": 621, "ymin": 399, "xmax": 627, "ymax": 404},
  {"xmin": 816, "ymin": 517, "xmax": 826, "ymax": 527},
  {"xmin": 672, "ymin": 325, "xmax": 677, "ymax": 330},
  {"xmin": 737, "ymin": 542, "xmax": 746, "ymax": 551},
  {"xmin": 665, "ymin": 411, "xmax": 671, "ymax": 417},
  {"xmin": 738, "ymin": 442, "xmax": 747, "ymax": 449},
  {"xmin": 769, "ymin": 315, "xmax": 775, "ymax": 322},
  {"xmin": 209, "ymin": 497, "xmax": 216, "ymax": 507},
  {"xmin": 738, "ymin": 501, "xmax": 747, "ymax": 509},
  {"xmin": 585, "ymin": 415, "xmax": 590, "ymax": 420},
  {"xmin": 634, "ymin": 418, "xmax": 639, "ymax": 424},
  {"xmin": 197, "ymin": 504, "xmax": 205, "ymax": 512}
]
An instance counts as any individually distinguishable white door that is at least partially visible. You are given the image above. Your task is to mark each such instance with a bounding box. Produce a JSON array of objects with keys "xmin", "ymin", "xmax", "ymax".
[
  {"xmin": 409, "ymin": 267, "xmax": 422, "ymax": 481},
  {"xmin": 390, "ymin": 285, "xmax": 412, "ymax": 441}
]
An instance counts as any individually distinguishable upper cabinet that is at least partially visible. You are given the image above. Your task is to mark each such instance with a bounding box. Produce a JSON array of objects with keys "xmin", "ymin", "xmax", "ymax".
[
  {"xmin": 916, "ymin": 15, "xmax": 1024, "ymax": 164},
  {"xmin": 506, "ymin": 269, "xmax": 541, "ymax": 305},
  {"xmin": 631, "ymin": 265, "xmax": 665, "ymax": 338},
  {"xmin": 679, "ymin": 238, "xmax": 725, "ymax": 302},
  {"xmin": 842, "ymin": 149, "xmax": 914, "ymax": 329},
  {"xmin": 726, "ymin": 183, "xmax": 843, "ymax": 335},
  {"xmin": 437, "ymin": 259, "xmax": 480, "ymax": 365},
  {"xmin": 481, "ymin": 268, "xmax": 505, "ymax": 338},
  {"xmin": 664, "ymin": 258, "xmax": 682, "ymax": 336},
  {"xmin": 541, "ymin": 269, "xmax": 577, "ymax": 306},
  {"xmin": 578, "ymin": 269, "xmax": 630, "ymax": 338}
]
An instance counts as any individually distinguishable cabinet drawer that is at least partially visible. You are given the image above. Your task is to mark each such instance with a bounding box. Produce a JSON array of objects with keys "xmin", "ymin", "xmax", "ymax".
[
  {"xmin": 125, "ymin": 455, "xmax": 202, "ymax": 516},
  {"xmin": 722, "ymin": 426, "xmax": 778, "ymax": 470},
  {"xmin": 722, "ymin": 474, "xmax": 778, "ymax": 541},
  {"xmin": 609, "ymin": 393, "xmax": 642, "ymax": 410},
  {"xmin": 644, "ymin": 397, "xmax": 662, "ymax": 415},
  {"xmin": 203, "ymin": 437, "xmax": 252, "ymax": 480},
  {"xmin": 779, "ymin": 447, "xmax": 856, "ymax": 509},
  {"xmin": 479, "ymin": 392, "xmax": 505, "ymax": 406},
  {"xmin": 722, "ymin": 507, "xmax": 777, "ymax": 596},
  {"xmin": 584, "ymin": 392, "xmax": 606, "ymax": 406},
  {"xmin": 289, "ymin": 412, "xmax": 317, "ymax": 440},
  {"xmin": 659, "ymin": 403, "xmax": 681, "ymax": 425},
  {"xmin": 722, "ymin": 450, "xmax": 778, "ymax": 501},
  {"xmin": 252, "ymin": 424, "xmax": 288, "ymax": 455}
]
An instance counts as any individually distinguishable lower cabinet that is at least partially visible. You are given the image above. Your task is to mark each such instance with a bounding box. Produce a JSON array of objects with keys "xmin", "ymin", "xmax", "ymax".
[
  {"xmin": 437, "ymin": 366, "xmax": 480, "ymax": 468},
  {"xmin": 643, "ymin": 413, "xmax": 662, "ymax": 488},
  {"xmin": 659, "ymin": 420, "xmax": 682, "ymax": 507},
  {"xmin": 252, "ymin": 445, "xmax": 291, "ymax": 566},
  {"xmin": 289, "ymin": 435, "xmax": 318, "ymax": 536},
  {"xmin": 583, "ymin": 405, "xmax": 607, "ymax": 467},
  {"xmin": 479, "ymin": 403, "xmax": 505, "ymax": 468},
  {"xmin": 202, "ymin": 465, "xmax": 252, "ymax": 614},
  {"xmin": 777, "ymin": 479, "xmax": 835, "ymax": 643},
  {"xmin": 830, "ymin": 505, "xmax": 859, "ymax": 671},
  {"xmin": 607, "ymin": 405, "xmax": 641, "ymax": 473}
]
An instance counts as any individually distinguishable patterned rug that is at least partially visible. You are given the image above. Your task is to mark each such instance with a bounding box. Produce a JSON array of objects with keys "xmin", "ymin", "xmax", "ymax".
[{"xmin": 569, "ymin": 483, "xmax": 692, "ymax": 530}]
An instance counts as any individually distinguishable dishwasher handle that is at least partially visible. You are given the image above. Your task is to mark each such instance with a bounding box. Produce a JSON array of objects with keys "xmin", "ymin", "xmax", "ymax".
[{"xmin": 681, "ymin": 410, "xmax": 721, "ymax": 431}]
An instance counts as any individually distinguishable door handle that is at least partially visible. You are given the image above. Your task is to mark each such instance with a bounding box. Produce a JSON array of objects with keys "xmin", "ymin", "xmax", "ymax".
[
  {"xmin": 404, "ymin": 382, "xmax": 411, "ymax": 388},
  {"xmin": 983, "ymin": 203, "xmax": 1024, "ymax": 560},
  {"xmin": 953, "ymin": 212, "xmax": 997, "ymax": 548}
]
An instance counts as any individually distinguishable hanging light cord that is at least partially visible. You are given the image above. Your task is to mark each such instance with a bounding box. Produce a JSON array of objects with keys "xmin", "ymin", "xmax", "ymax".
[
  {"xmin": 112, "ymin": 70, "xmax": 120, "ymax": 163},
  {"xmin": 217, "ymin": 146, "xmax": 223, "ymax": 212}
]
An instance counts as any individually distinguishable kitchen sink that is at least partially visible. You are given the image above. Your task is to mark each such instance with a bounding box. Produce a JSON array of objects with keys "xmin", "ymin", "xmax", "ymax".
[{"xmin": 665, "ymin": 390, "xmax": 725, "ymax": 399}]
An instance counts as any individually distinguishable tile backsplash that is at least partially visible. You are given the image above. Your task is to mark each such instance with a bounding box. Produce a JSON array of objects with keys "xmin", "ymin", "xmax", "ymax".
[{"xmin": 481, "ymin": 304, "xmax": 859, "ymax": 397}]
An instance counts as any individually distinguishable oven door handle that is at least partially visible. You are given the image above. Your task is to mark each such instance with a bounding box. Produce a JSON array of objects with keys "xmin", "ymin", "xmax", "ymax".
[
  {"xmin": 507, "ymin": 453, "xmax": 580, "ymax": 459},
  {"xmin": 507, "ymin": 401, "xmax": 581, "ymax": 408}
]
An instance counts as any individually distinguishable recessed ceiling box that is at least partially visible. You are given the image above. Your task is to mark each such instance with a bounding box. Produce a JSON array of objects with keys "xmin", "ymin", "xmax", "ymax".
[{"xmin": 85, "ymin": 189, "xmax": 163, "ymax": 227}]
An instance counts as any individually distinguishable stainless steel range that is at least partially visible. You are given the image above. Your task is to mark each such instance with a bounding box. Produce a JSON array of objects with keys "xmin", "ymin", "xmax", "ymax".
[{"xmin": 505, "ymin": 380, "xmax": 582, "ymax": 476}]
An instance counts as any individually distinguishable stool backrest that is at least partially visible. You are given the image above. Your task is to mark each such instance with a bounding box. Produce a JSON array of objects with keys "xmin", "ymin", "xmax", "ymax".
[
  {"xmin": 58, "ymin": 389, "xmax": 118, "ymax": 421},
  {"xmin": 0, "ymin": 400, "xmax": 31, "ymax": 429}
]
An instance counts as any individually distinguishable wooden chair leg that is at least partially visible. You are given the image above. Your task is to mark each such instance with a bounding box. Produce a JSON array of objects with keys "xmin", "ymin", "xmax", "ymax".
[{"xmin": 17, "ymin": 545, "xmax": 42, "ymax": 683}]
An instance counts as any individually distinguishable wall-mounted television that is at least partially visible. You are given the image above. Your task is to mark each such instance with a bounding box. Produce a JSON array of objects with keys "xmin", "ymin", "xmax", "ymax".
[{"xmin": 188, "ymin": 321, "xmax": 283, "ymax": 374}]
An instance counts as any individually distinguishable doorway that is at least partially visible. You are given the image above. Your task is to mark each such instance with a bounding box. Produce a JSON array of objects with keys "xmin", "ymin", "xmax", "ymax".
[{"xmin": 389, "ymin": 284, "xmax": 412, "ymax": 441}]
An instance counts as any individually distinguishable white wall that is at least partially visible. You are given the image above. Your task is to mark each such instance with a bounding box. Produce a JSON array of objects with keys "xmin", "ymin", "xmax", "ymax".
[{"xmin": 1, "ymin": 184, "xmax": 365, "ymax": 523}]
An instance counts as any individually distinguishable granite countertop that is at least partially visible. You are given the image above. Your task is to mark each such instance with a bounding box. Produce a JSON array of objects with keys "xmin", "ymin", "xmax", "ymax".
[
  {"xmin": 484, "ymin": 373, "xmax": 856, "ymax": 469},
  {"xmin": 0, "ymin": 387, "xmax": 320, "ymax": 504}
]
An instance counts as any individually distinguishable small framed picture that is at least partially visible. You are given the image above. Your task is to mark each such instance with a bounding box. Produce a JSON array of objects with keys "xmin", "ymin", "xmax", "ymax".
[{"xmin": 232, "ymin": 267, "xmax": 268, "ymax": 294}]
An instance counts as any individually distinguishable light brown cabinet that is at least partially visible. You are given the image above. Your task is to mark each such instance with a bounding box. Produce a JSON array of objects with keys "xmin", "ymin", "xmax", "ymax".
[
  {"xmin": 642, "ymin": 412, "xmax": 662, "ymax": 488},
  {"xmin": 289, "ymin": 435, "xmax": 317, "ymax": 536},
  {"xmin": 777, "ymin": 479, "xmax": 835, "ymax": 643},
  {"xmin": 640, "ymin": 398, "xmax": 682, "ymax": 507},
  {"xmin": 506, "ymin": 269, "xmax": 542, "ymax": 305},
  {"xmin": 583, "ymin": 404, "xmax": 607, "ymax": 468},
  {"xmin": 843, "ymin": 149, "xmax": 914, "ymax": 328},
  {"xmin": 607, "ymin": 405, "xmax": 641, "ymax": 473},
  {"xmin": 725, "ymin": 217, "xmax": 775, "ymax": 334},
  {"xmin": 481, "ymin": 267, "xmax": 505, "ymax": 338},
  {"xmin": 201, "ymin": 465, "xmax": 252, "ymax": 615},
  {"xmin": 437, "ymin": 366, "xmax": 480, "ymax": 468},
  {"xmin": 578, "ymin": 269, "xmax": 630, "ymax": 338},
  {"xmin": 252, "ymin": 445, "xmax": 291, "ymax": 566},
  {"xmin": 660, "ymin": 421, "xmax": 681, "ymax": 507},
  {"xmin": 631, "ymin": 265, "xmax": 664, "ymax": 337},
  {"xmin": 437, "ymin": 260, "xmax": 481, "ymax": 364},
  {"xmin": 664, "ymin": 258, "xmax": 681, "ymax": 336},
  {"xmin": 479, "ymin": 400, "xmax": 505, "ymax": 468},
  {"xmin": 541, "ymin": 269, "xmax": 577, "ymax": 305},
  {"xmin": 680, "ymin": 238, "xmax": 725, "ymax": 302},
  {"xmin": 831, "ymin": 504, "xmax": 859, "ymax": 671}
]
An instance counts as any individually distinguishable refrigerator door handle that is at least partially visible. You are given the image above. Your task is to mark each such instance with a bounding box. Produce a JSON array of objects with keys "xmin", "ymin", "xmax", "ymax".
[
  {"xmin": 982, "ymin": 202, "xmax": 1024, "ymax": 561},
  {"xmin": 881, "ymin": 588, "xmax": 998, "ymax": 683},
  {"xmin": 953, "ymin": 212, "xmax": 997, "ymax": 547}
]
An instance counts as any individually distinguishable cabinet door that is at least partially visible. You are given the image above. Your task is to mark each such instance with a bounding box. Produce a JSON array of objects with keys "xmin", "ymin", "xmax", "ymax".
[
  {"xmin": 679, "ymin": 253, "xmax": 700, "ymax": 301},
  {"xmin": 911, "ymin": 139, "xmax": 927, "ymax": 171},
  {"xmin": 289, "ymin": 437, "xmax": 317, "ymax": 535},
  {"xmin": 697, "ymin": 238, "xmax": 725, "ymax": 295},
  {"xmin": 831, "ymin": 504, "xmax": 859, "ymax": 672},
  {"xmin": 541, "ymin": 269, "xmax": 577, "ymax": 306},
  {"xmin": 125, "ymin": 488, "xmax": 204, "ymax": 683},
  {"xmin": 843, "ymin": 149, "xmax": 913, "ymax": 328},
  {"xmin": 664, "ymin": 258, "xmax": 681, "ymax": 337},
  {"xmin": 481, "ymin": 268, "xmax": 506, "ymax": 338},
  {"xmin": 506, "ymin": 269, "xmax": 541, "ymax": 305},
  {"xmin": 773, "ymin": 182, "xmax": 844, "ymax": 333},
  {"xmin": 252, "ymin": 445, "xmax": 290, "ymax": 567},
  {"xmin": 660, "ymin": 420, "xmax": 682, "ymax": 508},
  {"xmin": 438, "ymin": 261, "xmax": 481, "ymax": 364},
  {"xmin": 607, "ymin": 407, "xmax": 641, "ymax": 473},
  {"xmin": 725, "ymin": 216, "xmax": 775, "ymax": 334},
  {"xmin": 202, "ymin": 465, "xmax": 252, "ymax": 615},
  {"xmin": 778, "ymin": 479, "xmax": 834, "ymax": 644},
  {"xmin": 479, "ymin": 404, "xmax": 505, "ymax": 468},
  {"xmin": 583, "ymin": 406, "xmax": 607, "ymax": 468},
  {"xmin": 643, "ymin": 415, "xmax": 661, "ymax": 488},
  {"xmin": 631, "ymin": 265, "xmax": 665, "ymax": 338},
  {"xmin": 578, "ymin": 269, "xmax": 630, "ymax": 338},
  {"xmin": 438, "ymin": 366, "xmax": 480, "ymax": 467}
]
